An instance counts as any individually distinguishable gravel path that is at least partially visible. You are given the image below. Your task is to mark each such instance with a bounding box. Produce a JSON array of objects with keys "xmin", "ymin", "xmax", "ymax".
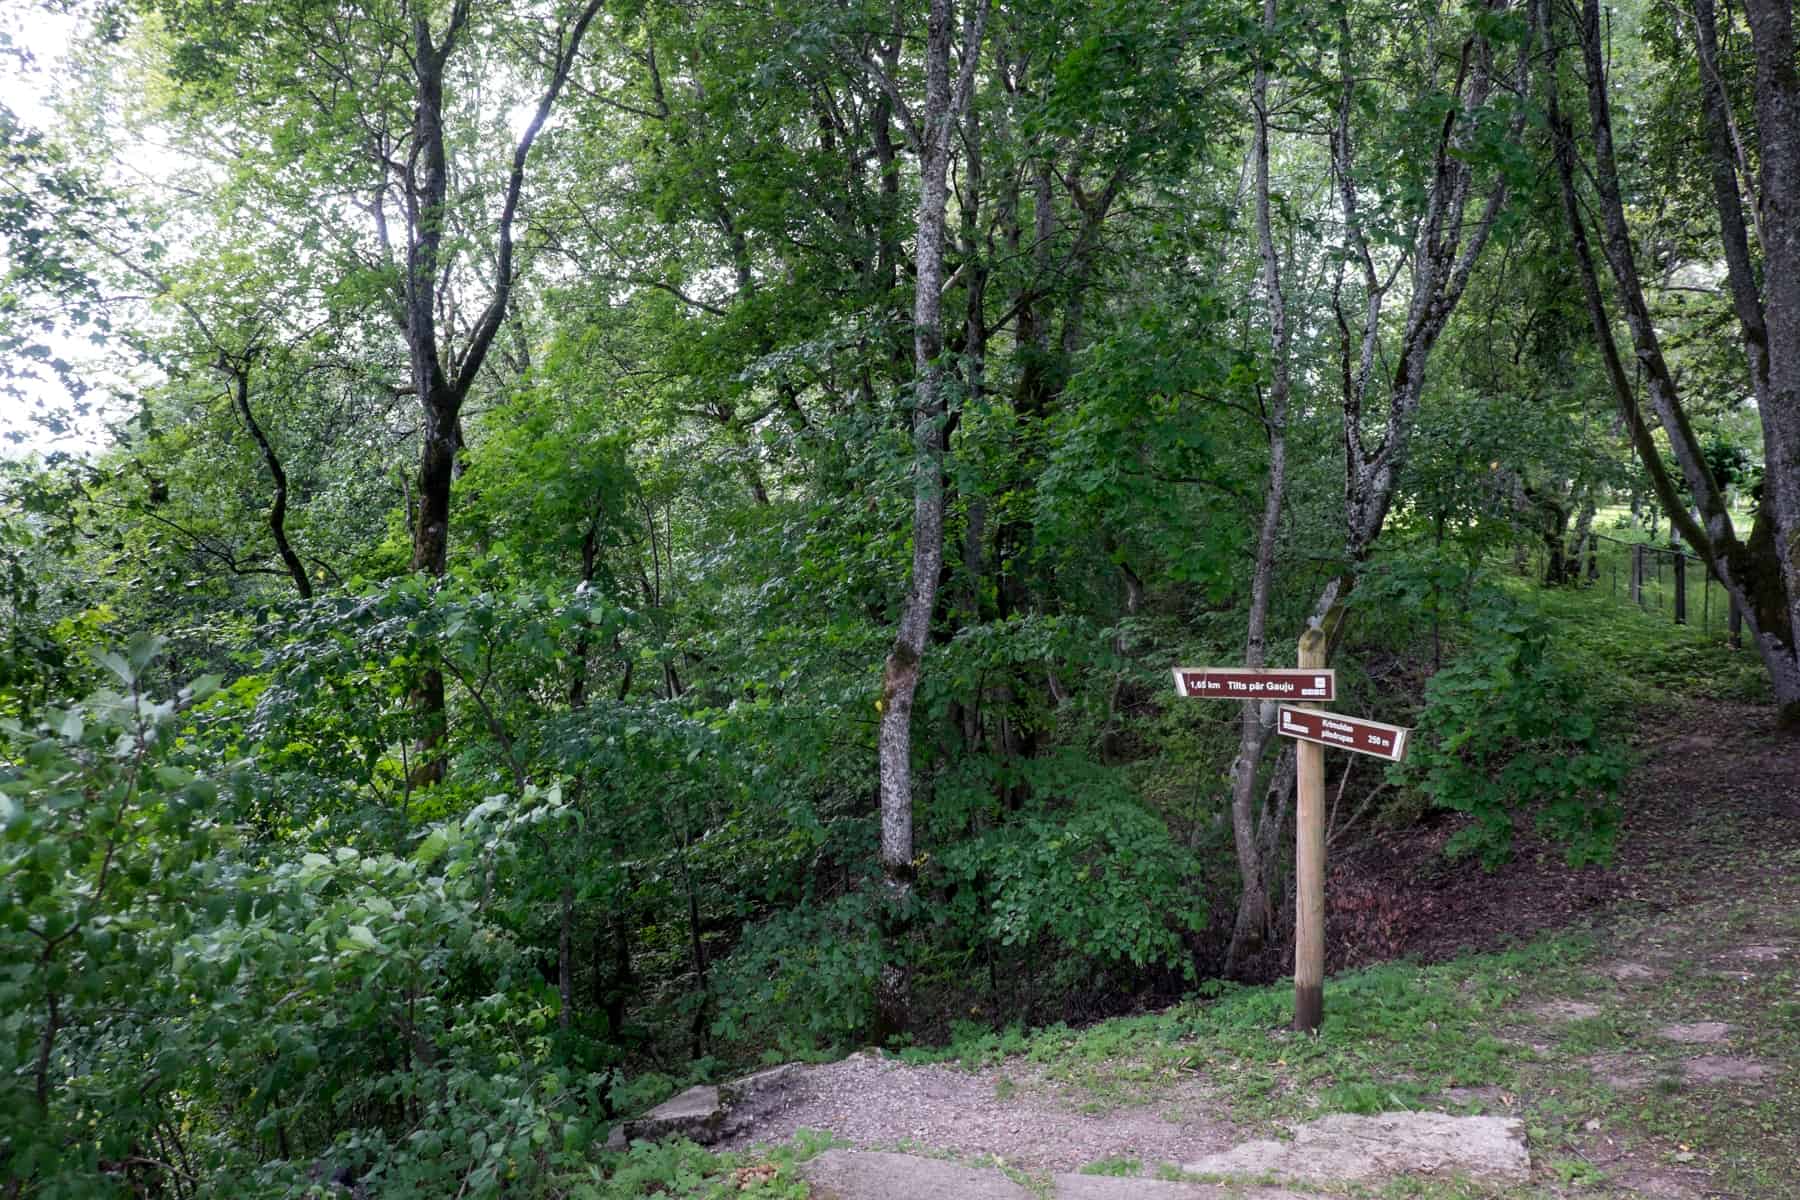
[{"xmin": 714, "ymin": 1052, "xmax": 1237, "ymax": 1173}]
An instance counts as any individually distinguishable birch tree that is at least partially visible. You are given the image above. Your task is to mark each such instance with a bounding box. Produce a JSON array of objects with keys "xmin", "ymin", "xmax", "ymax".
[
  {"xmin": 1224, "ymin": 0, "xmax": 1297, "ymax": 975},
  {"xmin": 866, "ymin": 0, "xmax": 990, "ymax": 1038}
]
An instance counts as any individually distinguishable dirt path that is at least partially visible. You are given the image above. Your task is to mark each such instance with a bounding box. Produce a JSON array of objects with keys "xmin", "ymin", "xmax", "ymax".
[{"xmin": 714, "ymin": 1053, "xmax": 1236, "ymax": 1172}]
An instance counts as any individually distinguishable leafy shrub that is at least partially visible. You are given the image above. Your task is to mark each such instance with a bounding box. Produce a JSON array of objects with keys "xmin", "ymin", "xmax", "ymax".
[
  {"xmin": 0, "ymin": 638, "xmax": 609, "ymax": 1198},
  {"xmin": 708, "ymin": 891, "xmax": 885, "ymax": 1052},
  {"xmin": 936, "ymin": 800, "xmax": 1205, "ymax": 976},
  {"xmin": 1396, "ymin": 589, "xmax": 1628, "ymax": 867}
]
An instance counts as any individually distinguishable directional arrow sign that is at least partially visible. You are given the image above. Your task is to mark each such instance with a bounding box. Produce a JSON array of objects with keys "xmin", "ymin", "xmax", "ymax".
[
  {"xmin": 1276, "ymin": 705, "xmax": 1410, "ymax": 763},
  {"xmin": 1172, "ymin": 667, "xmax": 1336, "ymax": 702}
]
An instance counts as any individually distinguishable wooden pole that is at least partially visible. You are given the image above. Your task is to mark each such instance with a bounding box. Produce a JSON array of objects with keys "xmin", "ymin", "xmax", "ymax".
[
  {"xmin": 1630, "ymin": 544, "xmax": 1644, "ymax": 607},
  {"xmin": 1293, "ymin": 625, "xmax": 1327, "ymax": 1033}
]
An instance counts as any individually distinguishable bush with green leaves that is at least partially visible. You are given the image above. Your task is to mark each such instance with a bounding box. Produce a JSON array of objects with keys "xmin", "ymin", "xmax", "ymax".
[
  {"xmin": 1394, "ymin": 588, "xmax": 1629, "ymax": 868},
  {"xmin": 936, "ymin": 798, "xmax": 1205, "ymax": 979},
  {"xmin": 2, "ymin": 634, "xmax": 235, "ymax": 1194},
  {"xmin": 709, "ymin": 891, "xmax": 885, "ymax": 1052},
  {"xmin": 1, "ymin": 637, "xmax": 612, "ymax": 1198}
]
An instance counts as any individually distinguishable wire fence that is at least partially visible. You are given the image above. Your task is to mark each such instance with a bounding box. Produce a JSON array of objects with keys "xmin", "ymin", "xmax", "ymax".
[{"xmin": 1576, "ymin": 530, "xmax": 1743, "ymax": 644}]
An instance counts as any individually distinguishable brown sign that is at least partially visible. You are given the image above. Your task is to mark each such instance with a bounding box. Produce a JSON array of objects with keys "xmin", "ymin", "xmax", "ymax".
[
  {"xmin": 1276, "ymin": 705, "xmax": 1410, "ymax": 762},
  {"xmin": 1172, "ymin": 667, "xmax": 1336, "ymax": 702}
]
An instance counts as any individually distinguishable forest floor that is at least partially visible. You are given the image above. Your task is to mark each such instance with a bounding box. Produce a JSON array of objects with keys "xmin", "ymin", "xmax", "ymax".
[{"xmin": 692, "ymin": 693, "xmax": 1800, "ymax": 1198}]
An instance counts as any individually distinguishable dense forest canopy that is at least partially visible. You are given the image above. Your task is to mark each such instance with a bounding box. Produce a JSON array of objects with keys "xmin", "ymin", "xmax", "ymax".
[{"xmin": 1, "ymin": 0, "xmax": 1796, "ymax": 1194}]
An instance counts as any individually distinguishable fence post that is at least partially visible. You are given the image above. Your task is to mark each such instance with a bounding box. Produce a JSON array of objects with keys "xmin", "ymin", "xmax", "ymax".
[
  {"xmin": 1630, "ymin": 544, "xmax": 1644, "ymax": 607},
  {"xmin": 1674, "ymin": 553, "xmax": 1687, "ymax": 624}
]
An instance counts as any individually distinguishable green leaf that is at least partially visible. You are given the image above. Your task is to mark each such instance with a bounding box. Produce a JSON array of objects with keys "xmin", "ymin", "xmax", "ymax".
[{"xmin": 413, "ymin": 828, "xmax": 452, "ymax": 866}]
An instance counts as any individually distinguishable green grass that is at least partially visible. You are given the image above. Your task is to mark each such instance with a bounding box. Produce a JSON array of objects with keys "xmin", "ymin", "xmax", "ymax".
[
  {"xmin": 903, "ymin": 937, "xmax": 1596, "ymax": 1125},
  {"xmin": 1498, "ymin": 567, "xmax": 1770, "ymax": 709},
  {"xmin": 1077, "ymin": 1155, "xmax": 1142, "ymax": 1176}
]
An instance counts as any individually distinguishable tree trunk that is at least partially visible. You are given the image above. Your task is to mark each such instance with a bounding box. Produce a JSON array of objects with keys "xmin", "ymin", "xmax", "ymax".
[
  {"xmin": 1569, "ymin": 498, "xmax": 1597, "ymax": 584},
  {"xmin": 1225, "ymin": 0, "xmax": 1294, "ymax": 977},
  {"xmin": 1741, "ymin": 0, "xmax": 1800, "ymax": 724},
  {"xmin": 398, "ymin": 2, "xmax": 607, "ymax": 784},
  {"xmin": 225, "ymin": 355, "xmax": 312, "ymax": 600},
  {"xmin": 558, "ymin": 885, "xmax": 574, "ymax": 1032},
  {"xmin": 872, "ymin": 0, "xmax": 988, "ymax": 1042}
]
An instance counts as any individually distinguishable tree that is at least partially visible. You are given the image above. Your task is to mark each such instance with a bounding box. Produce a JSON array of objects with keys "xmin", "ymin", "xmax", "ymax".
[
  {"xmin": 1545, "ymin": 0, "xmax": 1800, "ymax": 722},
  {"xmin": 1223, "ymin": 0, "xmax": 1296, "ymax": 976},
  {"xmin": 148, "ymin": 0, "xmax": 608, "ymax": 776},
  {"xmin": 868, "ymin": 0, "xmax": 990, "ymax": 1041},
  {"xmin": 1223, "ymin": 0, "xmax": 1530, "ymax": 970}
]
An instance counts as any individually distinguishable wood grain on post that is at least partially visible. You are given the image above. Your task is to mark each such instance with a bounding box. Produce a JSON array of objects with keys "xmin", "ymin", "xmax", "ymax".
[{"xmin": 1293, "ymin": 625, "xmax": 1327, "ymax": 1033}]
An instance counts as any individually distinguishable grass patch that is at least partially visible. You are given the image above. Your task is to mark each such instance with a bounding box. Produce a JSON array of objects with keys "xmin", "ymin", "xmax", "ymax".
[
  {"xmin": 961, "ymin": 935, "xmax": 1598, "ymax": 1122},
  {"xmin": 1505, "ymin": 552, "xmax": 1771, "ymax": 709},
  {"xmin": 1077, "ymin": 1155, "xmax": 1142, "ymax": 1176}
]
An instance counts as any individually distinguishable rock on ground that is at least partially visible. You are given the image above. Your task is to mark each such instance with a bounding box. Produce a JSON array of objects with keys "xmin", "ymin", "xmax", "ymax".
[
  {"xmin": 609, "ymin": 1063, "xmax": 805, "ymax": 1149},
  {"xmin": 1679, "ymin": 1055, "xmax": 1769, "ymax": 1083},
  {"xmin": 1535, "ymin": 1000, "xmax": 1602, "ymax": 1021},
  {"xmin": 800, "ymin": 1150, "xmax": 1309, "ymax": 1200},
  {"xmin": 1656, "ymin": 1021, "xmax": 1734, "ymax": 1044},
  {"xmin": 1181, "ymin": 1112, "xmax": 1529, "ymax": 1184}
]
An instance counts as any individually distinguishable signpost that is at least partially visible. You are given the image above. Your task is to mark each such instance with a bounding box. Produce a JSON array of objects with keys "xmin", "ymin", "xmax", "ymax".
[
  {"xmin": 1275, "ymin": 706, "xmax": 1409, "ymax": 763},
  {"xmin": 1173, "ymin": 634, "xmax": 1409, "ymax": 1034},
  {"xmin": 1171, "ymin": 667, "xmax": 1335, "ymax": 701}
]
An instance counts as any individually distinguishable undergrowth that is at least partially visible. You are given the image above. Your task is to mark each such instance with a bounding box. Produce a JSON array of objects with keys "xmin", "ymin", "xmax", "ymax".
[
  {"xmin": 571, "ymin": 1129, "xmax": 840, "ymax": 1198},
  {"xmin": 1504, "ymin": 550, "xmax": 1770, "ymax": 710}
]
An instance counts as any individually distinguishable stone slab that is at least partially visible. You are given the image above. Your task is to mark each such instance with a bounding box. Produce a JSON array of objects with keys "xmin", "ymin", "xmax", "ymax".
[
  {"xmin": 621, "ymin": 1084, "xmax": 725, "ymax": 1145},
  {"xmin": 1657, "ymin": 1022, "xmax": 1734, "ymax": 1045},
  {"xmin": 1054, "ymin": 1172, "xmax": 1307, "ymax": 1198},
  {"xmin": 1681, "ymin": 1055, "xmax": 1769, "ymax": 1083},
  {"xmin": 1182, "ymin": 1112, "xmax": 1529, "ymax": 1184},
  {"xmin": 802, "ymin": 1151, "xmax": 1033, "ymax": 1200},
  {"xmin": 614, "ymin": 1063, "xmax": 809, "ymax": 1148},
  {"xmin": 800, "ymin": 1151, "xmax": 1311, "ymax": 1200}
]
